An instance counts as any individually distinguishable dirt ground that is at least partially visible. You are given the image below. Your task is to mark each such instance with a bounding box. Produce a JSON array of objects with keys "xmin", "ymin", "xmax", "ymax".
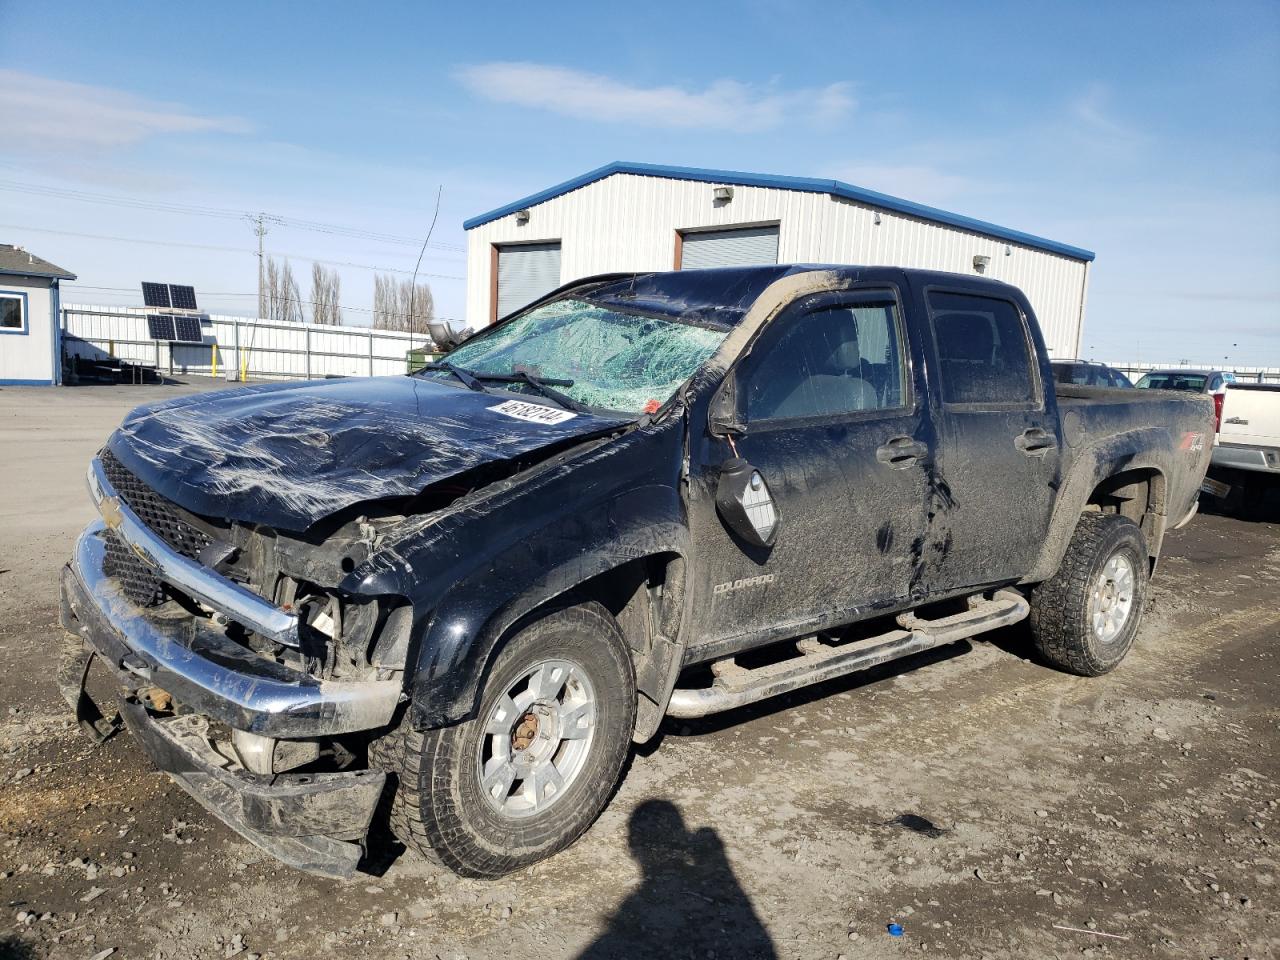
[{"xmin": 1, "ymin": 382, "xmax": 1277, "ymax": 960}]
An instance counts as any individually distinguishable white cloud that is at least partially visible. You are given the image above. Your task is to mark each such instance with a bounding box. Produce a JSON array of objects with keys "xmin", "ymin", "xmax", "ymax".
[
  {"xmin": 0, "ymin": 70, "xmax": 249, "ymax": 151},
  {"xmin": 455, "ymin": 62, "xmax": 854, "ymax": 131}
]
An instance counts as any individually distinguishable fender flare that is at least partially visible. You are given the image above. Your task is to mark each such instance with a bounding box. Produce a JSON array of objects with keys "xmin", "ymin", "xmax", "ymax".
[
  {"xmin": 406, "ymin": 492, "xmax": 689, "ymax": 729},
  {"xmin": 1024, "ymin": 428, "xmax": 1170, "ymax": 584}
]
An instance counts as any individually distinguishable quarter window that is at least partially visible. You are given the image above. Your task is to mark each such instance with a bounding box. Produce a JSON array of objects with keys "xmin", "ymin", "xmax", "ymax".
[
  {"xmin": 0, "ymin": 293, "xmax": 24, "ymax": 332},
  {"xmin": 928, "ymin": 291, "xmax": 1036, "ymax": 405},
  {"xmin": 744, "ymin": 301, "xmax": 906, "ymax": 421}
]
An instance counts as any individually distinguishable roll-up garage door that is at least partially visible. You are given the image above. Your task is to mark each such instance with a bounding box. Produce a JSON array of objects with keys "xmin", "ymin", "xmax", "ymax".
[
  {"xmin": 680, "ymin": 225, "xmax": 779, "ymax": 270},
  {"xmin": 496, "ymin": 242, "xmax": 562, "ymax": 319}
]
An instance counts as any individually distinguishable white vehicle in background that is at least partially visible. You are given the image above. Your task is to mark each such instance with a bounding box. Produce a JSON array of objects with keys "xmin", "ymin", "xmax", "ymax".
[
  {"xmin": 1134, "ymin": 369, "xmax": 1236, "ymax": 433},
  {"xmin": 1213, "ymin": 384, "xmax": 1280, "ymax": 477}
]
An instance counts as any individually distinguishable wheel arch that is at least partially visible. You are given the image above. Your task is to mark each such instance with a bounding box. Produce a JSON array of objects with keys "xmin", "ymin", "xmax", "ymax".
[
  {"xmin": 1025, "ymin": 436, "xmax": 1170, "ymax": 585},
  {"xmin": 408, "ymin": 547, "xmax": 688, "ymax": 732}
]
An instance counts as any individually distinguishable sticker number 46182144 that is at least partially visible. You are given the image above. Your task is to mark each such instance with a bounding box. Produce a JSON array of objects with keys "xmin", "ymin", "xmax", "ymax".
[{"xmin": 488, "ymin": 399, "xmax": 578, "ymax": 425}]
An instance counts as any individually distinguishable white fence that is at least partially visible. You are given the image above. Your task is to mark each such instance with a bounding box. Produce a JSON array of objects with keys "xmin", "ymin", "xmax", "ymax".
[
  {"xmin": 61, "ymin": 304, "xmax": 433, "ymax": 381},
  {"xmin": 1106, "ymin": 361, "xmax": 1280, "ymax": 386}
]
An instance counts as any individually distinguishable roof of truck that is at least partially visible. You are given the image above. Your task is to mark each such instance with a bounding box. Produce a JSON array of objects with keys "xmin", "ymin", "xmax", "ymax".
[{"xmin": 562, "ymin": 264, "xmax": 1019, "ymax": 328}]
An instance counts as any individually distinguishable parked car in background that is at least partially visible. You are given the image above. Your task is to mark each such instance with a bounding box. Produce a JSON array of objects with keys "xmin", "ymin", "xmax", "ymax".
[
  {"xmin": 1051, "ymin": 359, "xmax": 1133, "ymax": 388},
  {"xmin": 1214, "ymin": 384, "xmax": 1280, "ymax": 475},
  {"xmin": 1135, "ymin": 369, "xmax": 1236, "ymax": 432}
]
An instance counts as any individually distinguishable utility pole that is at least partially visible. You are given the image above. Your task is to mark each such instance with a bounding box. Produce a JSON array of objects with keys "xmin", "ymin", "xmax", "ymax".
[{"xmin": 245, "ymin": 213, "xmax": 269, "ymax": 319}]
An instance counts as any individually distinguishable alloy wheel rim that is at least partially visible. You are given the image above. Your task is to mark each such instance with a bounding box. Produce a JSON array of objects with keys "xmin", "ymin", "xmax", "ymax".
[
  {"xmin": 476, "ymin": 658, "xmax": 597, "ymax": 819},
  {"xmin": 1089, "ymin": 553, "xmax": 1135, "ymax": 644}
]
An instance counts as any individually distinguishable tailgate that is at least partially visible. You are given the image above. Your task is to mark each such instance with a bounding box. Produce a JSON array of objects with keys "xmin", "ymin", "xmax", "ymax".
[{"xmin": 1218, "ymin": 385, "xmax": 1280, "ymax": 448}]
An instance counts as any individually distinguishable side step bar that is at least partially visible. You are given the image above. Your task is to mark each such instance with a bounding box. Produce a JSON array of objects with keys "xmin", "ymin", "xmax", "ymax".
[{"xmin": 666, "ymin": 588, "xmax": 1029, "ymax": 719}]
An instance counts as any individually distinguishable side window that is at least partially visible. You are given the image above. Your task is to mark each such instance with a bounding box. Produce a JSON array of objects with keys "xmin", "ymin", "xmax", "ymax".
[
  {"xmin": 927, "ymin": 291, "xmax": 1036, "ymax": 405},
  {"xmin": 743, "ymin": 301, "xmax": 906, "ymax": 422}
]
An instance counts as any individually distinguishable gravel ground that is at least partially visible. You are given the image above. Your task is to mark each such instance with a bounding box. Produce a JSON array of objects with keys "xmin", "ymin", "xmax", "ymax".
[{"xmin": 1, "ymin": 383, "xmax": 1277, "ymax": 960}]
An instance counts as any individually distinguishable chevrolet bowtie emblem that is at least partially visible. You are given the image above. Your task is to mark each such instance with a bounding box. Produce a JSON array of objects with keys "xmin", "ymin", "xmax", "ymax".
[{"xmin": 99, "ymin": 495, "xmax": 124, "ymax": 531}]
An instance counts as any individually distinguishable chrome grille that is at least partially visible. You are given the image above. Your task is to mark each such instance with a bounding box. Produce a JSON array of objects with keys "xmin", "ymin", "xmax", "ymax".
[
  {"xmin": 98, "ymin": 449, "xmax": 213, "ymax": 605},
  {"xmin": 100, "ymin": 448, "xmax": 211, "ymax": 561},
  {"xmin": 102, "ymin": 528, "xmax": 164, "ymax": 606}
]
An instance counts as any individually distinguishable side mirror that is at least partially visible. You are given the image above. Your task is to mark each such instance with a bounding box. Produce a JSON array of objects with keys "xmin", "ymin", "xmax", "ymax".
[
  {"xmin": 707, "ymin": 376, "xmax": 740, "ymax": 437},
  {"xmin": 715, "ymin": 457, "xmax": 779, "ymax": 548}
]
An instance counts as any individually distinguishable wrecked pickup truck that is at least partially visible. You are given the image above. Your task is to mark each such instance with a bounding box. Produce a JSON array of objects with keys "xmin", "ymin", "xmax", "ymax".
[{"xmin": 61, "ymin": 265, "xmax": 1214, "ymax": 879}]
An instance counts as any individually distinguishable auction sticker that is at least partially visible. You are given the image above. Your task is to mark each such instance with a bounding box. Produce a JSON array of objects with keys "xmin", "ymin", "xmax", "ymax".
[{"xmin": 488, "ymin": 399, "xmax": 578, "ymax": 425}]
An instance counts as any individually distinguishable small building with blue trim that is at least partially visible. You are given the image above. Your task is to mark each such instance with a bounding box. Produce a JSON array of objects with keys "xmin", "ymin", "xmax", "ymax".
[
  {"xmin": 463, "ymin": 162, "xmax": 1094, "ymax": 357},
  {"xmin": 0, "ymin": 244, "xmax": 76, "ymax": 386}
]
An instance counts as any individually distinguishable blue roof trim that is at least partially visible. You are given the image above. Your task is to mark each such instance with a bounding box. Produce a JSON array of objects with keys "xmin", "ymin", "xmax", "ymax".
[{"xmin": 463, "ymin": 161, "xmax": 1095, "ymax": 263}]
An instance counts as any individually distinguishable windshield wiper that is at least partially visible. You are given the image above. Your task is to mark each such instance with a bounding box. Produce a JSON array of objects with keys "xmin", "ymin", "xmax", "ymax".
[
  {"xmin": 421, "ymin": 361, "xmax": 490, "ymax": 393},
  {"xmin": 483, "ymin": 370, "xmax": 589, "ymax": 413}
]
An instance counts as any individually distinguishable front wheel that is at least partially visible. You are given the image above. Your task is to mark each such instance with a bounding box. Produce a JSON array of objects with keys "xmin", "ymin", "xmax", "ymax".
[
  {"xmin": 1028, "ymin": 512, "xmax": 1149, "ymax": 676},
  {"xmin": 371, "ymin": 601, "xmax": 636, "ymax": 878}
]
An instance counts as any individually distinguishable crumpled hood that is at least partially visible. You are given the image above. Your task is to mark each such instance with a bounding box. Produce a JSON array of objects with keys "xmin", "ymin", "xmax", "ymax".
[{"xmin": 107, "ymin": 376, "xmax": 630, "ymax": 531}]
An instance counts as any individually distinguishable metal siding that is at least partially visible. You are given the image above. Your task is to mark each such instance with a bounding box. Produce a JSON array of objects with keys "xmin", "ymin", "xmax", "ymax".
[
  {"xmin": 680, "ymin": 226, "xmax": 779, "ymax": 269},
  {"xmin": 465, "ymin": 173, "xmax": 1088, "ymax": 356},
  {"xmin": 496, "ymin": 243, "xmax": 563, "ymax": 318},
  {"xmin": 0, "ymin": 277, "xmax": 55, "ymax": 382},
  {"xmin": 60, "ymin": 305, "xmax": 421, "ymax": 380}
]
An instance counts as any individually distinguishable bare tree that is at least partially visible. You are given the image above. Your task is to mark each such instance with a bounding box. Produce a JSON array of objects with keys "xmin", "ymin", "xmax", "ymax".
[
  {"xmin": 262, "ymin": 256, "xmax": 303, "ymax": 323},
  {"xmin": 310, "ymin": 263, "xmax": 342, "ymax": 325},
  {"xmin": 373, "ymin": 273, "xmax": 434, "ymax": 334}
]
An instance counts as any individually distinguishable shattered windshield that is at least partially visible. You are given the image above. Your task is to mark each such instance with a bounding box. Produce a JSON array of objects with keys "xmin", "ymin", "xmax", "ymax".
[{"xmin": 422, "ymin": 298, "xmax": 728, "ymax": 414}]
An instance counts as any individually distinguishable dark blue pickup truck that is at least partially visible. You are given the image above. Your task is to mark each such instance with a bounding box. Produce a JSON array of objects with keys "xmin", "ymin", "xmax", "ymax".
[{"xmin": 60, "ymin": 265, "xmax": 1213, "ymax": 879}]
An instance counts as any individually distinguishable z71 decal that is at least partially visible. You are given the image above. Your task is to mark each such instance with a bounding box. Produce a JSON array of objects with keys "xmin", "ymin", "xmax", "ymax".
[{"xmin": 488, "ymin": 399, "xmax": 578, "ymax": 425}]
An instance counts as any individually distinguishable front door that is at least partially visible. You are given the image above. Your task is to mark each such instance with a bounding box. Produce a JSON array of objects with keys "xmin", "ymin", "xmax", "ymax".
[
  {"xmin": 686, "ymin": 287, "xmax": 931, "ymax": 655},
  {"xmin": 920, "ymin": 285, "xmax": 1062, "ymax": 591}
]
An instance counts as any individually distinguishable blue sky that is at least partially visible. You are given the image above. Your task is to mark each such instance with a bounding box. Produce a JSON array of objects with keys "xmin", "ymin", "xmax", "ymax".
[{"xmin": 1, "ymin": 0, "xmax": 1277, "ymax": 363}]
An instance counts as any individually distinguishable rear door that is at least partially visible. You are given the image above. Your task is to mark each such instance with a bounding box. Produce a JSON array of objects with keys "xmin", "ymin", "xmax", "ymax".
[
  {"xmin": 685, "ymin": 284, "xmax": 931, "ymax": 651},
  {"xmin": 919, "ymin": 284, "xmax": 1062, "ymax": 591}
]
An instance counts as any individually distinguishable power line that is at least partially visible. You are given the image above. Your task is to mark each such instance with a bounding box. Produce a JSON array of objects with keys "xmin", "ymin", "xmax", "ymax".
[
  {"xmin": 0, "ymin": 223, "xmax": 465, "ymax": 279},
  {"xmin": 0, "ymin": 178, "xmax": 467, "ymax": 252}
]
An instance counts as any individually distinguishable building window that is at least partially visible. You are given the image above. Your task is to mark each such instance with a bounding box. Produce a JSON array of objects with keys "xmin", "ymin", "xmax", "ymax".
[{"xmin": 0, "ymin": 292, "xmax": 28, "ymax": 335}]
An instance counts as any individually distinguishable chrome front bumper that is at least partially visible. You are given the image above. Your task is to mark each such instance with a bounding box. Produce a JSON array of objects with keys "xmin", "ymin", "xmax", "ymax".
[{"xmin": 62, "ymin": 523, "xmax": 401, "ymax": 739}]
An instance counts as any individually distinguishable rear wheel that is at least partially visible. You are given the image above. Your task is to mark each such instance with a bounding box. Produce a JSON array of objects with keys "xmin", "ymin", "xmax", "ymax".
[
  {"xmin": 371, "ymin": 601, "xmax": 636, "ymax": 878},
  {"xmin": 1028, "ymin": 512, "xmax": 1149, "ymax": 676}
]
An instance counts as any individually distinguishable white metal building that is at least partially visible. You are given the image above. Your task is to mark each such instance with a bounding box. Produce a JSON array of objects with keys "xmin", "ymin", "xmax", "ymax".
[
  {"xmin": 464, "ymin": 162, "xmax": 1095, "ymax": 356},
  {"xmin": 0, "ymin": 244, "xmax": 76, "ymax": 385}
]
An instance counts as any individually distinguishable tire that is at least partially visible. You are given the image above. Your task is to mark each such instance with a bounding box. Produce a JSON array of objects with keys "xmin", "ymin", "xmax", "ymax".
[
  {"xmin": 1028, "ymin": 512, "xmax": 1149, "ymax": 677},
  {"xmin": 370, "ymin": 601, "xmax": 636, "ymax": 878}
]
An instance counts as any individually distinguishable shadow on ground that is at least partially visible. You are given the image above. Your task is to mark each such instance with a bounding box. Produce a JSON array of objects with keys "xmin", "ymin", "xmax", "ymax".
[{"xmin": 576, "ymin": 799, "xmax": 777, "ymax": 960}]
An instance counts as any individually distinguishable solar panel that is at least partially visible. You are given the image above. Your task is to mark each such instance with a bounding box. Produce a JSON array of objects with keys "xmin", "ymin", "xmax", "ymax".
[
  {"xmin": 142, "ymin": 282, "xmax": 171, "ymax": 308},
  {"xmin": 174, "ymin": 315, "xmax": 204, "ymax": 343},
  {"xmin": 147, "ymin": 314, "xmax": 177, "ymax": 341},
  {"xmin": 169, "ymin": 284, "xmax": 198, "ymax": 310}
]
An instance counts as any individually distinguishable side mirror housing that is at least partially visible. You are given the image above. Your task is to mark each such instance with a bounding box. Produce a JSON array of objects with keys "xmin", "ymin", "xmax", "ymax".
[
  {"xmin": 707, "ymin": 375, "xmax": 740, "ymax": 438},
  {"xmin": 715, "ymin": 457, "xmax": 779, "ymax": 548}
]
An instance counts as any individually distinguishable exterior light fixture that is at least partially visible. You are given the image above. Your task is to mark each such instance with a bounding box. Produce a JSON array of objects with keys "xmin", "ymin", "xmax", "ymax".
[
  {"xmin": 973, "ymin": 254, "xmax": 991, "ymax": 274},
  {"xmin": 713, "ymin": 186, "xmax": 734, "ymax": 203},
  {"xmin": 515, "ymin": 209, "xmax": 531, "ymax": 225},
  {"xmin": 873, "ymin": 211, "xmax": 882, "ymax": 225},
  {"xmin": 1004, "ymin": 244, "xmax": 1012, "ymax": 256}
]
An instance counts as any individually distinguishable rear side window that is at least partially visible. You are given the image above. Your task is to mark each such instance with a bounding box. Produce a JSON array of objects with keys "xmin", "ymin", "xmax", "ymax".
[
  {"xmin": 743, "ymin": 301, "xmax": 906, "ymax": 422},
  {"xmin": 928, "ymin": 291, "xmax": 1036, "ymax": 405}
]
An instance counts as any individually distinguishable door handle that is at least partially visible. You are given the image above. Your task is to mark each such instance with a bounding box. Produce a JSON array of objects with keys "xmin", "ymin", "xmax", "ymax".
[
  {"xmin": 1015, "ymin": 427, "xmax": 1057, "ymax": 457},
  {"xmin": 1224, "ymin": 416, "xmax": 1249, "ymax": 425},
  {"xmin": 876, "ymin": 436, "xmax": 928, "ymax": 469}
]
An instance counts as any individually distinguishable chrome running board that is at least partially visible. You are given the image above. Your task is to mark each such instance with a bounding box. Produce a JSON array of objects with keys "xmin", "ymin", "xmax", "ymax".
[{"xmin": 666, "ymin": 589, "xmax": 1029, "ymax": 719}]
